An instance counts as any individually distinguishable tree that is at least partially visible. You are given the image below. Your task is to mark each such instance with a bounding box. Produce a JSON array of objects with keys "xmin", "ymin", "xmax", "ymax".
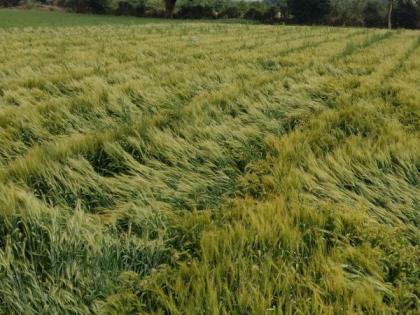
[
  {"xmin": 393, "ymin": 0, "xmax": 419, "ymax": 29},
  {"xmin": 0, "ymin": 0, "xmax": 20, "ymax": 7},
  {"xmin": 164, "ymin": 0, "xmax": 177, "ymax": 17},
  {"xmin": 288, "ymin": 0, "xmax": 331, "ymax": 24},
  {"xmin": 387, "ymin": 0, "xmax": 394, "ymax": 28},
  {"xmin": 59, "ymin": 0, "xmax": 117, "ymax": 13},
  {"xmin": 264, "ymin": 0, "xmax": 289, "ymax": 20},
  {"xmin": 329, "ymin": 0, "xmax": 366, "ymax": 26},
  {"xmin": 363, "ymin": 1, "xmax": 384, "ymax": 27}
]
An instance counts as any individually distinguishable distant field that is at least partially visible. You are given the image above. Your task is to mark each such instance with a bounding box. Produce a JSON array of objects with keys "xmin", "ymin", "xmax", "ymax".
[
  {"xmin": 0, "ymin": 8, "xmax": 253, "ymax": 28},
  {"xmin": 0, "ymin": 14, "xmax": 419, "ymax": 315},
  {"xmin": 0, "ymin": 8, "xmax": 177, "ymax": 27}
]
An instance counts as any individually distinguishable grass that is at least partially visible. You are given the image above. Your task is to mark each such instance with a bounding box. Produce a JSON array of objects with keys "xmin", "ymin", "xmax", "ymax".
[
  {"xmin": 0, "ymin": 8, "xmax": 176, "ymax": 28},
  {"xmin": 0, "ymin": 10, "xmax": 419, "ymax": 315},
  {"xmin": 0, "ymin": 8, "xmax": 254, "ymax": 28}
]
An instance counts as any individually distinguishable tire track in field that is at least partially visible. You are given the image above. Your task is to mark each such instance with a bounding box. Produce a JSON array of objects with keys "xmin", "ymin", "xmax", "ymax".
[
  {"xmin": 0, "ymin": 28, "xmax": 360, "ymax": 164},
  {"xmin": 271, "ymin": 32, "xmax": 420, "ymax": 227},
  {"xmin": 0, "ymin": 29, "xmax": 387, "ymax": 170},
  {"xmin": 0, "ymin": 26, "xmax": 334, "ymax": 113},
  {"xmin": 2, "ymin": 31, "xmax": 409, "ymax": 214},
  {"xmin": 381, "ymin": 34, "xmax": 420, "ymax": 82},
  {"xmin": 3, "ymin": 27, "xmax": 358, "ymax": 146}
]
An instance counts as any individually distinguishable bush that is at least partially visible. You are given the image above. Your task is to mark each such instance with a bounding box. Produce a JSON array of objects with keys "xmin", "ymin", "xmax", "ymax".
[
  {"xmin": 116, "ymin": 0, "xmax": 146, "ymax": 16},
  {"xmin": 58, "ymin": 0, "xmax": 85, "ymax": 12},
  {"xmin": 0, "ymin": 0, "xmax": 20, "ymax": 7},
  {"xmin": 58, "ymin": 0, "xmax": 117, "ymax": 13},
  {"xmin": 363, "ymin": 1, "xmax": 384, "ymax": 27},
  {"xmin": 329, "ymin": 0, "xmax": 366, "ymax": 26},
  {"xmin": 244, "ymin": 7, "xmax": 265, "ymax": 21},
  {"xmin": 393, "ymin": 1, "xmax": 418, "ymax": 29},
  {"xmin": 219, "ymin": 6, "xmax": 242, "ymax": 19},
  {"xmin": 288, "ymin": 0, "xmax": 331, "ymax": 24},
  {"xmin": 91, "ymin": 0, "xmax": 117, "ymax": 13},
  {"xmin": 261, "ymin": 6, "xmax": 279, "ymax": 23},
  {"xmin": 176, "ymin": 4, "xmax": 214, "ymax": 19},
  {"xmin": 142, "ymin": 0, "xmax": 164, "ymax": 17}
]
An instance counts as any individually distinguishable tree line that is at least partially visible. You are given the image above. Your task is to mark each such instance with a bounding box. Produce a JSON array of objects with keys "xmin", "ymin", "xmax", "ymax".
[{"xmin": 1, "ymin": 0, "xmax": 419, "ymax": 29}]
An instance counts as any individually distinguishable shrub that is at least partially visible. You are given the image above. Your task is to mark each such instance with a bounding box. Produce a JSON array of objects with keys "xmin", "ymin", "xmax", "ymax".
[
  {"xmin": 91, "ymin": 0, "xmax": 117, "ymax": 13},
  {"xmin": 244, "ymin": 7, "xmax": 264, "ymax": 21},
  {"xmin": 142, "ymin": 0, "xmax": 165, "ymax": 17},
  {"xmin": 116, "ymin": 0, "xmax": 146, "ymax": 16},
  {"xmin": 329, "ymin": 0, "xmax": 366, "ymax": 26},
  {"xmin": 58, "ymin": 0, "xmax": 117, "ymax": 13},
  {"xmin": 261, "ymin": 6, "xmax": 279, "ymax": 23},
  {"xmin": 288, "ymin": 0, "xmax": 331, "ymax": 24},
  {"xmin": 363, "ymin": 1, "xmax": 384, "ymax": 27},
  {"xmin": 0, "ymin": 0, "xmax": 20, "ymax": 7},
  {"xmin": 219, "ymin": 6, "xmax": 242, "ymax": 19},
  {"xmin": 393, "ymin": 1, "xmax": 418, "ymax": 29},
  {"xmin": 176, "ymin": 4, "xmax": 214, "ymax": 19}
]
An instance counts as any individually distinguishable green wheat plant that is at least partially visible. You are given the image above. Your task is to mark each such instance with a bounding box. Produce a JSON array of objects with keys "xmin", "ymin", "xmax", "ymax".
[{"xmin": 0, "ymin": 12, "xmax": 419, "ymax": 314}]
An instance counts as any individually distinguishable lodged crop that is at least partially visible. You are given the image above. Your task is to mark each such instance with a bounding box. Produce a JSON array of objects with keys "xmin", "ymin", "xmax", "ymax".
[{"xmin": 0, "ymin": 19, "xmax": 419, "ymax": 314}]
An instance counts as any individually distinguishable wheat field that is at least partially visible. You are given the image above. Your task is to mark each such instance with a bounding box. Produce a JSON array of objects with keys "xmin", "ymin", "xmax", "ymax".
[{"xmin": 0, "ymin": 18, "xmax": 419, "ymax": 314}]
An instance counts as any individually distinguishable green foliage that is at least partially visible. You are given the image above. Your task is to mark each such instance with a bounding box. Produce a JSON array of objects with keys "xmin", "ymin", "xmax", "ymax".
[
  {"xmin": 219, "ymin": 6, "xmax": 242, "ymax": 19},
  {"xmin": 0, "ymin": 0, "xmax": 20, "ymax": 7},
  {"xmin": 363, "ymin": 1, "xmax": 384, "ymax": 27},
  {"xmin": 244, "ymin": 6, "xmax": 265, "ymax": 20},
  {"xmin": 0, "ymin": 0, "xmax": 419, "ymax": 27},
  {"xmin": 176, "ymin": 3, "xmax": 214, "ymax": 19},
  {"xmin": 393, "ymin": 0, "xmax": 419, "ymax": 29},
  {"xmin": 288, "ymin": 0, "xmax": 331, "ymax": 23},
  {"xmin": 58, "ymin": 0, "xmax": 118, "ymax": 13},
  {"xmin": 116, "ymin": 0, "xmax": 146, "ymax": 16},
  {"xmin": 329, "ymin": 0, "xmax": 367, "ymax": 26}
]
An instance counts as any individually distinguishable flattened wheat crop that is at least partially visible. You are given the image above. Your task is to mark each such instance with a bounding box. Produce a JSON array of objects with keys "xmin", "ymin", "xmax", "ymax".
[{"xmin": 0, "ymin": 22, "xmax": 419, "ymax": 314}]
